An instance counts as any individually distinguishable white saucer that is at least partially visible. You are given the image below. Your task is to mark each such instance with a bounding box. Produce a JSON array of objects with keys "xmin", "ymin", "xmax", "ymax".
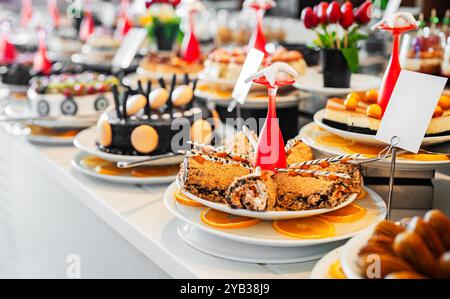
[
  {"xmin": 294, "ymin": 73, "xmax": 382, "ymax": 96},
  {"xmin": 3, "ymin": 100, "xmax": 98, "ymax": 128},
  {"xmin": 73, "ymin": 126, "xmax": 184, "ymax": 165},
  {"xmin": 176, "ymin": 178, "xmax": 357, "ymax": 221},
  {"xmin": 310, "ymin": 246, "xmax": 344, "ymax": 279},
  {"xmin": 164, "ymin": 182, "xmax": 386, "ymax": 247},
  {"xmin": 300, "ymin": 122, "xmax": 450, "ymax": 171},
  {"xmin": 27, "ymin": 134, "xmax": 76, "ymax": 145},
  {"xmin": 340, "ymin": 227, "xmax": 375, "ymax": 279},
  {"xmin": 314, "ymin": 109, "xmax": 450, "ymax": 147},
  {"xmin": 177, "ymin": 221, "xmax": 343, "ymax": 264},
  {"xmin": 71, "ymin": 152, "xmax": 177, "ymax": 185}
]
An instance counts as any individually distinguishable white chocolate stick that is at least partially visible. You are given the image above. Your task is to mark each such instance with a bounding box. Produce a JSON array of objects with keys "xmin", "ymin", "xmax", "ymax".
[
  {"xmin": 288, "ymin": 154, "xmax": 362, "ymax": 168},
  {"xmin": 276, "ymin": 168, "xmax": 351, "ymax": 180}
]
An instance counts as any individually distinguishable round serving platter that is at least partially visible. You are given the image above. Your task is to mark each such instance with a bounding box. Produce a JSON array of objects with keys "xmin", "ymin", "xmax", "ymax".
[
  {"xmin": 340, "ymin": 227, "xmax": 375, "ymax": 279},
  {"xmin": 294, "ymin": 73, "xmax": 382, "ymax": 96},
  {"xmin": 177, "ymin": 221, "xmax": 344, "ymax": 264},
  {"xmin": 3, "ymin": 100, "xmax": 98, "ymax": 128},
  {"xmin": 71, "ymin": 151, "xmax": 177, "ymax": 185},
  {"xmin": 164, "ymin": 182, "xmax": 387, "ymax": 247},
  {"xmin": 310, "ymin": 246, "xmax": 344, "ymax": 279},
  {"xmin": 74, "ymin": 126, "xmax": 184, "ymax": 165},
  {"xmin": 176, "ymin": 179, "xmax": 357, "ymax": 221},
  {"xmin": 27, "ymin": 134, "xmax": 76, "ymax": 145},
  {"xmin": 314, "ymin": 109, "xmax": 450, "ymax": 147},
  {"xmin": 300, "ymin": 122, "xmax": 450, "ymax": 171}
]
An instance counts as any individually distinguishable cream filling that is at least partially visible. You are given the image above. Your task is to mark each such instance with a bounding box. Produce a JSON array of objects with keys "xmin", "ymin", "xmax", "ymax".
[{"xmin": 241, "ymin": 180, "xmax": 268, "ymax": 211}]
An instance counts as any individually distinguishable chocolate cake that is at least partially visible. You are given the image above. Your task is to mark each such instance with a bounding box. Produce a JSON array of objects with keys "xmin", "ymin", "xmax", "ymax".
[{"xmin": 97, "ymin": 75, "xmax": 213, "ymax": 156}]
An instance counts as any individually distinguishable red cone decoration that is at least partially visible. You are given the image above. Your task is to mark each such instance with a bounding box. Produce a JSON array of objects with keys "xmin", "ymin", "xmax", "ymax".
[
  {"xmin": 181, "ymin": 14, "xmax": 201, "ymax": 63},
  {"xmin": 115, "ymin": 0, "xmax": 133, "ymax": 39},
  {"xmin": 79, "ymin": 4, "xmax": 95, "ymax": 42},
  {"xmin": 0, "ymin": 33, "xmax": 17, "ymax": 64},
  {"xmin": 249, "ymin": 6, "xmax": 268, "ymax": 56},
  {"xmin": 33, "ymin": 30, "xmax": 52, "ymax": 75},
  {"xmin": 47, "ymin": 0, "xmax": 60, "ymax": 29},
  {"xmin": 21, "ymin": 0, "xmax": 33, "ymax": 27}
]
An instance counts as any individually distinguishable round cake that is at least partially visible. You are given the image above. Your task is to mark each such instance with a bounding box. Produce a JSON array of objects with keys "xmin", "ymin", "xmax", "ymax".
[
  {"xmin": 28, "ymin": 72, "xmax": 118, "ymax": 118},
  {"xmin": 97, "ymin": 75, "xmax": 213, "ymax": 156}
]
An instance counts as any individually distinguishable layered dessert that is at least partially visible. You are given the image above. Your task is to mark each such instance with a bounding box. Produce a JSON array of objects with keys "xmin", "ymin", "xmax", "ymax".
[
  {"xmin": 139, "ymin": 52, "xmax": 204, "ymax": 77},
  {"xmin": 178, "ymin": 147, "xmax": 252, "ymax": 202},
  {"xmin": 177, "ymin": 142, "xmax": 363, "ymax": 211},
  {"xmin": 202, "ymin": 47, "xmax": 307, "ymax": 82},
  {"xmin": 97, "ymin": 76, "xmax": 213, "ymax": 156},
  {"xmin": 28, "ymin": 72, "xmax": 118, "ymax": 117},
  {"xmin": 275, "ymin": 162, "xmax": 363, "ymax": 211},
  {"xmin": 322, "ymin": 90, "xmax": 450, "ymax": 137}
]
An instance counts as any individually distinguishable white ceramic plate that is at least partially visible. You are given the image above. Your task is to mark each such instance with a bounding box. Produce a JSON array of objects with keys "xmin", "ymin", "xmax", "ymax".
[
  {"xmin": 300, "ymin": 122, "xmax": 450, "ymax": 171},
  {"xmin": 195, "ymin": 89, "xmax": 303, "ymax": 108},
  {"xmin": 164, "ymin": 182, "xmax": 387, "ymax": 247},
  {"xmin": 340, "ymin": 227, "xmax": 375, "ymax": 279},
  {"xmin": 177, "ymin": 178, "xmax": 357, "ymax": 221},
  {"xmin": 27, "ymin": 134, "xmax": 76, "ymax": 145},
  {"xmin": 310, "ymin": 246, "xmax": 344, "ymax": 279},
  {"xmin": 177, "ymin": 222, "xmax": 343, "ymax": 263},
  {"xmin": 73, "ymin": 126, "xmax": 185, "ymax": 165},
  {"xmin": 294, "ymin": 73, "xmax": 382, "ymax": 96},
  {"xmin": 3, "ymin": 100, "xmax": 97, "ymax": 128},
  {"xmin": 314, "ymin": 109, "xmax": 450, "ymax": 147},
  {"xmin": 71, "ymin": 152, "xmax": 177, "ymax": 185}
]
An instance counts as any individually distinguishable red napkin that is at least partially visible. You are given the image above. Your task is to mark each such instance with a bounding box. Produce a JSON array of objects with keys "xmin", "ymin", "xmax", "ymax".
[
  {"xmin": 21, "ymin": 0, "xmax": 33, "ymax": 27},
  {"xmin": 115, "ymin": 0, "xmax": 133, "ymax": 39},
  {"xmin": 0, "ymin": 33, "xmax": 17, "ymax": 64},
  {"xmin": 79, "ymin": 8, "xmax": 95, "ymax": 42},
  {"xmin": 47, "ymin": 0, "xmax": 60, "ymax": 29},
  {"xmin": 181, "ymin": 16, "xmax": 201, "ymax": 63}
]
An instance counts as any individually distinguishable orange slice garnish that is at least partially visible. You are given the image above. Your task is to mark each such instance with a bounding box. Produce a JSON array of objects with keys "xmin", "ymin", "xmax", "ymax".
[
  {"xmin": 399, "ymin": 153, "xmax": 449, "ymax": 161},
  {"xmin": 200, "ymin": 208, "xmax": 260, "ymax": 229},
  {"xmin": 80, "ymin": 156, "xmax": 111, "ymax": 168},
  {"xmin": 316, "ymin": 134, "xmax": 354, "ymax": 147},
  {"xmin": 344, "ymin": 143, "xmax": 384, "ymax": 157},
  {"xmin": 131, "ymin": 165, "xmax": 179, "ymax": 177},
  {"xmin": 329, "ymin": 260, "xmax": 347, "ymax": 279},
  {"xmin": 356, "ymin": 188, "xmax": 367, "ymax": 200},
  {"xmin": 318, "ymin": 204, "xmax": 366, "ymax": 223},
  {"xmin": 95, "ymin": 163, "xmax": 131, "ymax": 176},
  {"xmin": 273, "ymin": 217, "xmax": 335, "ymax": 239},
  {"xmin": 174, "ymin": 190, "xmax": 204, "ymax": 207}
]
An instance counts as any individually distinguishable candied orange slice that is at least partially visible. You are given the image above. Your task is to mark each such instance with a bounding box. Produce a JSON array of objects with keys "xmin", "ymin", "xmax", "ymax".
[
  {"xmin": 329, "ymin": 260, "xmax": 347, "ymax": 279},
  {"xmin": 174, "ymin": 190, "xmax": 204, "ymax": 207},
  {"xmin": 318, "ymin": 204, "xmax": 366, "ymax": 223},
  {"xmin": 80, "ymin": 156, "xmax": 111, "ymax": 168},
  {"xmin": 356, "ymin": 188, "xmax": 367, "ymax": 200},
  {"xmin": 273, "ymin": 217, "xmax": 334, "ymax": 239},
  {"xmin": 316, "ymin": 134, "xmax": 354, "ymax": 147},
  {"xmin": 95, "ymin": 163, "xmax": 131, "ymax": 176},
  {"xmin": 131, "ymin": 165, "xmax": 179, "ymax": 177},
  {"xmin": 200, "ymin": 208, "xmax": 260, "ymax": 229},
  {"xmin": 344, "ymin": 143, "xmax": 384, "ymax": 157}
]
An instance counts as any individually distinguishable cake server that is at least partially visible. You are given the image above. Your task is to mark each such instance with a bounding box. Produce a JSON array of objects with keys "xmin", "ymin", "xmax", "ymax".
[{"xmin": 116, "ymin": 152, "xmax": 179, "ymax": 168}]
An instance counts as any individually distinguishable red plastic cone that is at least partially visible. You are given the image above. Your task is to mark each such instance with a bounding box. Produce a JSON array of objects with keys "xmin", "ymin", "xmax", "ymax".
[
  {"xmin": 0, "ymin": 33, "xmax": 17, "ymax": 64},
  {"xmin": 249, "ymin": 9, "xmax": 268, "ymax": 56},
  {"xmin": 79, "ymin": 10, "xmax": 95, "ymax": 42},
  {"xmin": 21, "ymin": 0, "xmax": 33, "ymax": 27},
  {"xmin": 115, "ymin": 0, "xmax": 133, "ymax": 39},
  {"xmin": 47, "ymin": 0, "xmax": 60, "ymax": 29},
  {"xmin": 33, "ymin": 30, "xmax": 52, "ymax": 75},
  {"xmin": 181, "ymin": 16, "xmax": 201, "ymax": 63}
]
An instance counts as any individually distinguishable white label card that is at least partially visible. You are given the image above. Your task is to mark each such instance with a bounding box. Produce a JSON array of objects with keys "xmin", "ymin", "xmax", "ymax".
[
  {"xmin": 231, "ymin": 48, "xmax": 265, "ymax": 105},
  {"xmin": 112, "ymin": 28, "xmax": 147, "ymax": 70},
  {"xmin": 383, "ymin": 0, "xmax": 402, "ymax": 19},
  {"xmin": 375, "ymin": 70, "xmax": 447, "ymax": 153}
]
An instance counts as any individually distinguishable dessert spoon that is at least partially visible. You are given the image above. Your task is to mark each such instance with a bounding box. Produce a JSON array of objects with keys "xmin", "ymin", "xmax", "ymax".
[{"xmin": 116, "ymin": 152, "xmax": 179, "ymax": 168}]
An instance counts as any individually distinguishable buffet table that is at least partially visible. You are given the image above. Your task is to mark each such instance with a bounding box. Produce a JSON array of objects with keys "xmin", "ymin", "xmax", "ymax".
[{"xmin": 1, "ymin": 124, "xmax": 450, "ymax": 279}]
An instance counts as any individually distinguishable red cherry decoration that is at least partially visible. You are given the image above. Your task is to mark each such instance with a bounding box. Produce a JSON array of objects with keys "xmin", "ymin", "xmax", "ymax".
[
  {"xmin": 62, "ymin": 88, "xmax": 72, "ymax": 97},
  {"xmin": 73, "ymin": 84, "xmax": 85, "ymax": 96},
  {"xmin": 316, "ymin": 1, "xmax": 329, "ymax": 25},
  {"xmin": 301, "ymin": 7, "xmax": 319, "ymax": 29},
  {"xmin": 339, "ymin": 1, "xmax": 354, "ymax": 29},
  {"xmin": 87, "ymin": 85, "xmax": 97, "ymax": 95},
  {"xmin": 326, "ymin": 1, "xmax": 342, "ymax": 24},
  {"xmin": 355, "ymin": 1, "xmax": 373, "ymax": 25}
]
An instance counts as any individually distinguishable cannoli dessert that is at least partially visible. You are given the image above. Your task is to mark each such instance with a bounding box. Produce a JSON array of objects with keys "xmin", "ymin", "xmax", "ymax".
[{"xmin": 226, "ymin": 167, "xmax": 277, "ymax": 211}]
